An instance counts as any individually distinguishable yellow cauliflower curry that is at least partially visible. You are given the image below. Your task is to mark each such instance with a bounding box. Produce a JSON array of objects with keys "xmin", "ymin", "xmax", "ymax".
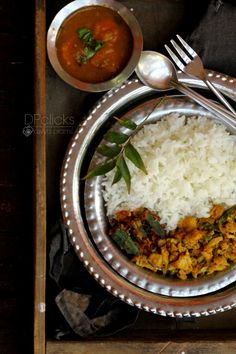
[{"xmin": 109, "ymin": 205, "xmax": 236, "ymax": 280}]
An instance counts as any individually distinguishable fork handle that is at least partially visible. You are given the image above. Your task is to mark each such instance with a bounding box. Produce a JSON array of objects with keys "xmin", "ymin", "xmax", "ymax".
[
  {"xmin": 172, "ymin": 80, "xmax": 236, "ymax": 131},
  {"xmin": 205, "ymin": 78, "xmax": 236, "ymax": 115}
]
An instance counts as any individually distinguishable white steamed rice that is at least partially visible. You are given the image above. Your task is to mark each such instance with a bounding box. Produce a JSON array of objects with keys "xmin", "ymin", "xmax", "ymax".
[{"xmin": 102, "ymin": 114, "xmax": 236, "ymax": 230}]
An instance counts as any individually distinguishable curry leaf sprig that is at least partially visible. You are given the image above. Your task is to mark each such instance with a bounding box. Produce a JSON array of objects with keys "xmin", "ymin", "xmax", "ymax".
[
  {"xmin": 84, "ymin": 97, "xmax": 166, "ymax": 193},
  {"xmin": 76, "ymin": 28, "xmax": 103, "ymax": 64}
]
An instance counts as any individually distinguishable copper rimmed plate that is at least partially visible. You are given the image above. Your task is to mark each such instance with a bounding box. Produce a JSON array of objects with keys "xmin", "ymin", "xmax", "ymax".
[
  {"xmin": 60, "ymin": 75, "xmax": 236, "ymax": 316},
  {"xmin": 84, "ymin": 95, "xmax": 236, "ymax": 297}
]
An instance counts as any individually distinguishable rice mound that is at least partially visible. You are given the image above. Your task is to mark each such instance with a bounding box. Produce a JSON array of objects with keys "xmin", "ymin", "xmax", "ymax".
[{"xmin": 102, "ymin": 114, "xmax": 236, "ymax": 230}]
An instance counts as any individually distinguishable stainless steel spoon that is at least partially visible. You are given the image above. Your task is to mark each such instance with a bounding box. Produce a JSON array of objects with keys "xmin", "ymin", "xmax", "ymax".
[{"xmin": 135, "ymin": 51, "xmax": 236, "ymax": 130}]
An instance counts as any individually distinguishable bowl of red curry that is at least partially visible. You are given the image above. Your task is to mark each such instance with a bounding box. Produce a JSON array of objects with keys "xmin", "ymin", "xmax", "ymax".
[{"xmin": 47, "ymin": 0, "xmax": 143, "ymax": 92}]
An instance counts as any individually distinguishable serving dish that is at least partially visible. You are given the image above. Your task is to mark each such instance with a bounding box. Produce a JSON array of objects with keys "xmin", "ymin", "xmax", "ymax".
[
  {"xmin": 47, "ymin": 0, "xmax": 143, "ymax": 92},
  {"xmin": 84, "ymin": 95, "xmax": 236, "ymax": 297},
  {"xmin": 60, "ymin": 75, "xmax": 236, "ymax": 316}
]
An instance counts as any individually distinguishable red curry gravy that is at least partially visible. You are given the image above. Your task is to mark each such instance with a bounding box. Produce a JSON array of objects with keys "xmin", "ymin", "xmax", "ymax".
[{"xmin": 56, "ymin": 6, "xmax": 133, "ymax": 83}]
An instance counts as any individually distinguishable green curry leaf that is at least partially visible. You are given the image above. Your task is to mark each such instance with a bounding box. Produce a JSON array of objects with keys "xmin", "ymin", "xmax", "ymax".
[
  {"xmin": 125, "ymin": 143, "xmax": 147, "ymax": 174},
  {"xmin": 104, "ymin": 131, "xmax": 129, "ymax": 144},
  {"xmin": 112, "ymin": 166, "xmax": 122, "ymax": 185},
  {"xmin": 116, "ymin": 156, "xmax": 131, "ymax": 193},
  {"xmin": 146, "ymin": 214, "xmax": 166, "ymax": 238},
  {"xmin": 97, "ymin": 144, "xmax": 121, "ymax": 158},
  {"xmin": 114, "ymin": 117, "xmax": 137, "ymax": 130},
  {"xmin": 83, "ymin": 97, "xmax": 167, "ymax": 192},
  {"xmin": 84, "ymin": 160, "xmax": 116, "ymax": 179},
  {"xmin": 77, "ymin": 28, "xmax": 92, "ymax": 41},
  {"xmin": 76, "ymin": 27, "xmax": 103, "ymax": 64},
  {"xmin": 218, "ymin": 204, "xmax": 236, "ymax": 225},
  {"xmin": 83, "ymin": 46, "xmax": 96, "ymax": 60},
  {"xmin": 112, "ymin": 229, "xmax": 139, "ymax": 255}
]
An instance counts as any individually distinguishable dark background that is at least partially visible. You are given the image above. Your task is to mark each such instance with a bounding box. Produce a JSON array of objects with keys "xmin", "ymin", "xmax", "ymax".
[{"xmin": 0, "ymin": 0, "xmax": 34, "ymax": 353}]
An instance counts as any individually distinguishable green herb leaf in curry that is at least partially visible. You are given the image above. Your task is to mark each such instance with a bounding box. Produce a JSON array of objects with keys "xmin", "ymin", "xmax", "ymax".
[{"xmin": 76, "ymin": 27, "xmax": 103, "ymax": 64}]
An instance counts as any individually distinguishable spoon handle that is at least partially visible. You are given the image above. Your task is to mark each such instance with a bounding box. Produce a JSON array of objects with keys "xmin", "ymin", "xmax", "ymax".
[{"xmin": 173, "ymin": 81, "xmax": 236, "ymax": 130}]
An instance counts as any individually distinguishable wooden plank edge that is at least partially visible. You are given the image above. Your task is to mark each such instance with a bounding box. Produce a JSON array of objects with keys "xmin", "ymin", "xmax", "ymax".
[
  {"xmin": 33, "ymin": 0, "xmax": 46, "ymax": 353},
  {"xmin": 46, "ymin": 329, "xmax": 236, "ymax": 354}
]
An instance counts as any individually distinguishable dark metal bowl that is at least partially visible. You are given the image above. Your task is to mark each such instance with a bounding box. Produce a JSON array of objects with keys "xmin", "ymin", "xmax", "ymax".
[{"xmin": 47, "ymin": 0, "xmax": 143, "ymax": 92}]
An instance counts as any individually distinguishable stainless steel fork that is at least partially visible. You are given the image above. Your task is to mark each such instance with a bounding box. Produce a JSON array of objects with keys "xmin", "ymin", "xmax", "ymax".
[{"xmin": 165, "ymin": 34, "xmax": 236, "ymax": 115}]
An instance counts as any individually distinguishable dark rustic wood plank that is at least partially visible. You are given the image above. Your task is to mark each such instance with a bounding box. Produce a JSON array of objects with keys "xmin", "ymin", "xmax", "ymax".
[
  {"xmin": 0, "ymin": 0, "xmax": 16, "ymax": 31},
  {"xmin": 46, "ymin": 340, "xmax": 170, "ymax": 354},
  {"xmin": 0, "ymin": 329, "xmax": 18, "ymax": 354},
  {"xmin": 0, "ymin": 296, "xmax": 17, "ymax": 353},
  {"xmin": 0, "ymin": 236, "xmax": 17, "ymax": 258},
  {"xmin": 0, "ymin": 109, "xmax": 16, "ymax": 147},
  {"xmin": 162, "ymin": 341, "xmax": 236, "ymax": 354},
  {"xmin": 0, "ymin": 63, "xmax": 18, "ymax": 89},
  {"xmin": 0, "ymin": 0, "xmax": 34, "ymax": 352},
  {"xmin": 46, "ymin": 331, "xmax": 236, "ymax": 354},
  {"xmin": 176, "ymin": 308, "xmax": 236, "ymax": 330},
  {"xmin": 0, "ymin": 34, "xmax": 24, "ymax": 62},
  {"xmin": 0, "ymin": 150, "xmax": 16, "ymax": 186},
  {"xmin": 0, "ymin": 298, "xmax": 17, "ymax": 321},
  {"xmin": 34, "ymin": 1, "xmax": 46, "ymax": 353}
]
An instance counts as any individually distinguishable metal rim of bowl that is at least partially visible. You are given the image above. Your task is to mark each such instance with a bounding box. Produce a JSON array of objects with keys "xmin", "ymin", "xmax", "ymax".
[{"xmin": 47, "ymin": 0, "xmax": 143, "ymax": 92}]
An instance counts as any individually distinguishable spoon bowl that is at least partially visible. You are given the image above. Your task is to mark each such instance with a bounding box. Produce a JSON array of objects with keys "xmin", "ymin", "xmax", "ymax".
[{"xmin": 135, "ymin": 50, "xmax": 177, "ymax": 90}]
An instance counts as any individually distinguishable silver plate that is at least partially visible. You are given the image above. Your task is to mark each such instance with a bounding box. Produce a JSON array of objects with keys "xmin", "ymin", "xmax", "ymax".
[
  {"xmin": 85, "ymin": 95, "xmax": 236, "ymax": 297},
  {"xmin": 61, "ymin": 75, "xmax": 236, "ymax": 316}
]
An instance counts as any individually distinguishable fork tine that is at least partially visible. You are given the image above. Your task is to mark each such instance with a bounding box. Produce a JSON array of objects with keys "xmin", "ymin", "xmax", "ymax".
[
  {"xmin": 164, "ymin": 44, "xmax": 185, "ymax": 71},
  {"xmin": 176, "ymin": 34, "xmax": 197, "ymax": 58},
  {"xmin": 170, "ymin": 39, "xmax": 192, "ymax": 65}
]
